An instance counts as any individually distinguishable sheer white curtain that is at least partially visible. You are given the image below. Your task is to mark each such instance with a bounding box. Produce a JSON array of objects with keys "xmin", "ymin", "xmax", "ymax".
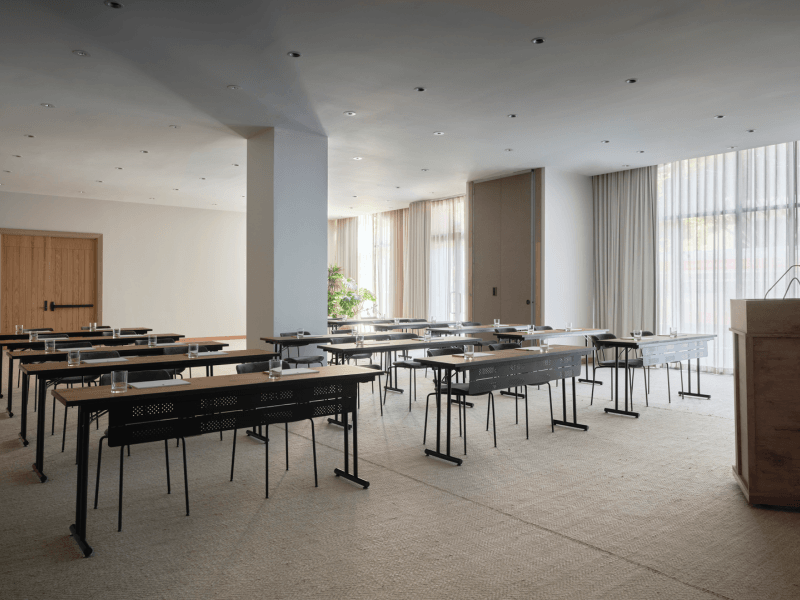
[
  {"xmin": 334, "ymin": 217, "xmax": 359, "ymax": 280},
  {"xmin": 429, "ymin": 196, "xmax": 467, "ymax": 322},
  {"xmin": 658, "ymin": 142, "xmax": 799, "ymax": 373},
  {"xmin": 404, "ymin": 201, "xmax": 430, "ymax": 318},
  {"xmin": 371, "ymin": 210, "xmax": 406, "ymax": 318}
]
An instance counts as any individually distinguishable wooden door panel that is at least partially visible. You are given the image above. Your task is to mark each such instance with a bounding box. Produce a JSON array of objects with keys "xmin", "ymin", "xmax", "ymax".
[
  {"xmin": 1, "ymin": 235, "xmax": 48, "ymax": 331},
  {"xmin": 49, "ymin": 237, "xmax": 97, "ymax": 330},
  {"xmin": 500, "ymin": 173, "xmax": 532, "ymax": 325}
]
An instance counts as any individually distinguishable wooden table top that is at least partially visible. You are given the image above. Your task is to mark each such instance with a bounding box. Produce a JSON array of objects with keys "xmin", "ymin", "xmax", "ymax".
[
  {"xmin": 261, "ymin": 332, "xmax": 392, "ymax": 345},
  {"xmin": 328, "ymin": 318, "xmax": 416, "ymax": 326},
  {"xmin": 2, "ymin": 333, "xmax": 184, "ymax": 352},
  {"xmin": 318, "ymin": 335, "xmax": 482, "ymax": 354},
  {"xmin": 427, "ymin": 324, "xmax": 528, "ymax": 334},
  {"xmin": 22, "ymin": 348, "xmax": 275, "ymax": 377},
  {"xmin": 52, "ymin": 364, "xmax": 379, "ymax": 409},
  {"xmin": 373, "ymin": 321, "xmax": 459, "ymax": 331},
  {"xmin": 415, "ymin": 345, "xmax": 590, "ymax": 371},
  {"xmin": 599, "ymin": 333, "xmax": 717, "ymax": 348},
  {"xmin": 9, "ymin": 341, "xmax": 229, "ymax": 362},
  {"xmin": 502, "ymin": 328, "xmax": 610, "ymax": 340},
  {"xmin": 0, "ymin": 327, "xmax": 151, "ymax": 340}
]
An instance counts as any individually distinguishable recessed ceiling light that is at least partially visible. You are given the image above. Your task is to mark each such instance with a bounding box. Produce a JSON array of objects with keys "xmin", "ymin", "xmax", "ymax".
[
  {"xmin": 40, "ymin": 103, "xmax": 54, "ymax": 108},
  {"xmin": 212, "ymin": 203, "xmax": 217, "ymax": 206},
  {"xmin": 636, "ymin": 150, "xmax": 645, "ymax": 153},
  {"xmin": 531, "ymin": 37, "xmax": 546, "ymax": 44},
  {"xmin": 421, "ymin": 168, "xmax": 429, "ymax": 171},
  {"xmin": 433, "ymin": 131, "xmax": 444, "ymax": 136},
  {"xmin": 504, "ymin": 148, "xmax": 513, "ymax": 152},
  {"xmin": 507, "ymin": 114, "xmax": 517, "ymax": 118},
  {"xmin": 72, "ymin": 49, "xmax": 90, "ymax": 57},
  {"xmin": 353, "ymin": 157, "xmax": 363, "ymax": 160},
  {"xmin": 414, "ymin": 87, "xmax": 425, "ymax": 92},
  {"xmin": 287, "ymin": 51, "xmax": 302, "ymax": 58},
  {"xmin": 714, "ymin": 115, "xmax": 725, "ymax": 119},
  {"xmin": 396, "ymin": 186, "xmax": 400, "ymax": 189},
  {"xmin": 625, "ymin": 79, "xmax": 637, "ymax": 84},
  {"xmin": 140, "ymin": 150, "xmax": 148, "ymax": 153},
  {"xmin": 104, "ymin": 0, "xmax": 124, "ymax": 8},
  {"xmin": 169, "ymin": 125, "xmax": 179, "ymax": 129},
  {"xmin": 746, "ymin": 129, "xmax": 755, "ymax": 133},
  {"xmin": 115, "ymin": 167, "xmax": 123, "ymax": 170},
  {"xmin": 78, "ymin": 191, "xmax": 85, "ymax": 194},
  {"xmin": 95, "ymin": 180, "xmax": 102, "ymax": 183},
  {"xmin": 200, "ymin": 177, "xmax": 205, "ymax": 180},
  {"xmin": 343, "ymin": 111, "xmax": 357, "ymax": 116},
  {"xmin": 622, "ymin": 165, "xmax": 630, "ymax": 167},
  {"xmin": 232, "ymin": 163, "xmax": 239, "ymax": 166},
  {"xmin": 24, "ymin": 135, "xmax": 34, "ymax": 138},
  {"xmin": 3, "ymin": 170, "xmax": 11, "ymax": 173},
  {"xmin": 226, "ymin": 85, "xmax": 241, "ymax": 90},
  {"xmin": 149, "ymin": 197, "xmax": 155, "ymax": 200},
  {"xmin": 601, "ymin": 140, "xmax": 610, "ymax": 144},
  {"xmin": 12, "ymin": 155, "xmax": 21, "ymax": 158},
  {"xmin": 727, "ymin": 146, "xmax": 737, "ymax": 150},
  {"xmin": 173, "ymin": 188, "xmax": 179, "ymax": 191}
]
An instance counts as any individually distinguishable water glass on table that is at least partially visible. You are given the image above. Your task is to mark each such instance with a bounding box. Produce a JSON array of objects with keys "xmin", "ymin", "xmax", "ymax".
[
  {"xmin": 67, "ymin": 350, "xmax": 81, "ymax": 367},
  {"xmin": 669, "ymin": 327, "xmax": 678, "ymax": 338},
  {"xmin": 44, "ymin": 339, "xmax": 55, "ymax": 353},
  {"xmin": 633, "ymin": 329, "xmax": 642, "ymax": 341},
  {"xmin": 111, "ymin": 370, "xmax": 128, "ymax": 394},
  {"xmin": 356, "ymin": 335, "xmax": 365, "ymax": 347},
  {"xmin": 297, "ymin": 330, "xmax": 304, "ymax": 339},
  {"xmin": 268, "ymin": 358, "xmax": 282, "ymax": 380},
  {"xmin": 464, "ymin": 344, "xmax": 475, "ymax": 359},
  {"xmin": 565, "ymin": 322, "xmax": 572, "ymax": 332},
  {"xmin": 112, "ymin": 328, "xmax": 121, "ymax": 338},
  {"xmin": 494, "ymin": 319, "xmax": 500, "ymax": 327},
  {"xmin": 541, "ymin": 338, "xmax": 550, "ymax": 352},
  {"xmin": 29, "ymin": 331, "xmax": 39, "ymax": 342},
  {"xmin": 15, "ymin": 325, "xmax": 23, "ymax": 334},
  {"xmin": 89, "ymin": 322, "xmax": 97, "ymax": 332},
  {"xmin": 148, "ymin": 335, "xmax": 157, "ymax": 347},
  {"xmin": 187, "ymin": 343, "xmax": 199, "ymax": 359}
]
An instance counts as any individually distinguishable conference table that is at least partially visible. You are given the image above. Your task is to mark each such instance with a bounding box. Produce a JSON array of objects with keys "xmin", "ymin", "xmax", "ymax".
[
  {"xmin": 262, "ymin": 332, "xmax": 393, "ymax": 357},
  {"xmin": 415, "ymin": 345, "xmax": 592, "ymax": 465},
  {"xmin": 0, "ymin": 327, "xmax": 152, "ymax": 403},
  {"xmin": 319, "ymin": 335, "xmax": 482, "ymax": 395},
  {"xmin": 21, "ymin": 348, "xmax": 277, "ymax": 482},
  {"xmin": 427, "ymin": 324, "xmax": 529, "ymax": 336},
  {"xmin": 595, "ymin": 333, "xmax": 717, "ymax": 418},
  {"xmin": 327, "ymin": 318, "xmax": 414, "ymax": 328},
  {"xmin": 373, "ymin": 321, "xmax": 459, "ymax": 331},
  {"xmin": 52, "ymin": 364, "xmax": 378, "ymax": 558},
  {"xmin": 3, "ymin": 332, "xmax": 183, "ymax": 417}
]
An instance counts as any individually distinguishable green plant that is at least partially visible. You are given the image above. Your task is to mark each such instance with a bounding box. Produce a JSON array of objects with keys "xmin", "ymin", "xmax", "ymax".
[{"xmin": 327, "ymin": 265, "xmax": 376, "ymax": 318}]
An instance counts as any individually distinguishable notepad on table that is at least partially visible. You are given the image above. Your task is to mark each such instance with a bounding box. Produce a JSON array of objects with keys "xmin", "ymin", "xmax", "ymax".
[
  {"xmin": 267, "ymin": 368, "xmax": 318, "ymax": 376},
  {"xmin": 452, "ymin": 352, "xmax": 493, "ymax": 358},
  {"xmin": 129, "ymin": 379, "xmax": 191, "ymax": 389},
  {"xmin": 196, "ymin": 351, "xmax": 228, "ymax": 356},
  {"xmin": 514, "ymin": 347, "xmax": 543, "ymax": 352},
  {"xmin": 82, "ymin": 357, "xmax": 129, "ymax": 364}
]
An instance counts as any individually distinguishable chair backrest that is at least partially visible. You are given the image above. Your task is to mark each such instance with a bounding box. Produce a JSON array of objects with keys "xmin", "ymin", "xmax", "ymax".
[
  {"xmin": 38, "ymin": 333, "xmax": 69, "ymax": 339},
  {"xmin": 81, "ymin": 326, "xmax": 110, "ymax": 330},
  {"xmin": 461, "ymin": 322, "xmax": 481, "ymax": 326},
  {"xmin": 389, "ymin": 333, "xmax": 417, "ymax": 340},
  {"xmin": 408, "ymin": 318, "xmax": 427, "ymax": 322},
  {"xmin": 488, "ymin": 342, "xmax": 520, "ymax": 351},
  {"xmin": 372, "ymin": 334, "xmax": 391, "ymax": 341},
  {"xmin": 590, "ymin": 333, "xmax": 617, "ymax": 352},
  {"xmin": 427, "ymin": 347, "xmax": 463, "ymax": 357},
  {"xmin": 279, "ymin": 330, "xmax": 312, "ymax": 337},
  {"xmin": 236, "ymin": 360, "xmax": 290, "ymax": 374},
  {"xmin": 99, "ymin": 369, "xmax": 171, "ymax": 386},
  {"xmin": 329, "ymin": 336, "xmax": 356, "ymax": 345},
  {"xmin": 162, "ymin": 345, "xmax": 206, "ymax": 355},
  {"xmin": 81, "ymin": 350, "xmax": 121, "ymax": 360},
  {"xmin": 24, "ymin": 328, "xmax": 54, "ymax": 332},
  {"xmin": 54, "ymin": 341, "xmax": 93, "ymax": 350},
  {"xmin": 631, "ymin": 330, "xmax": 655, "ymax": 337},
  {"xmin": 534, "ymin": 325, "xmax": 553, "ymax": 331},
  {"xmin": 102, "ymin": 330, "xmax": 138, "ymax": 336},
  {"xmin": 494, "ymin": 327, "xmax": 517, "ymax": 333}
]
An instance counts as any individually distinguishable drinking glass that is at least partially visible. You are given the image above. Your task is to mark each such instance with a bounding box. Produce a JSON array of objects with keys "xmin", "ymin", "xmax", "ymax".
[
  {"xmin": 297, "ymin": 329, "xmax": 304, "ymax": 339},
  {"xmin": 424, "ymin": 330, "xmax": 431, "ymax": 342},
  {"xmin": 67, "ymin": 350, "xmax": 81, "ymax": 367},
  {"xmin": 494, "ymin": 319, "xmax": 500, "ymax": 327},
  {"xmin": 669, "ymin": 327, "xmax": 678, "ymax": 338},
  {"xmin": 89, "ymin": 322, "xmax": 97, "ymax": 332},
  {"xmin": 111, "ymin": 370, "xmax": 128, "ymax": 394},
  {"xmin": 15, "ymin": 325, "xmax": 23, "ymax": 334},
  {"xmin": 429, "ymin": 315, "xmax": 436, "ymax": 323},
  {"xmin": 45, "ymin": 339, "xmax": 55, "ymax": 353},
  {"xmin": 112, "ymin": 328, "xmax": 121, "ymax": 338},
  {"xmin": 394, "ymin": 318, "xmax": 400, "ymax": 324},
  {"xmin": 541, "ymin": 338, "xmax": 550, "ymax": 352},
  {"xmin": 188, "ymin": 343, "xmax": 199, "ymax": 359},
  {"xmin": 148, "ymin": 335, "xmax": 157, "ymax": 347},
  {"xmin": 633, "ymin": 329, "xmax": 642, "ymax": 341},
  {"xmin": 268, "ymin": 358, "xmax": 282, "ymax": 380},
  {"xmin": 464, "ymin": 344, "xmax": 475, "ymax": 359},
  {"xmin": 29, "ymin": 331, "xmax": 39, "ymax": 342},
  {"xmin": 565, "ymin": 322, "xmax": 572, "ymax": 332},
  {"xmin": 356, "ymin": 335, "xmax": 365, "ymax": 347},
  {"xmin": 527, "ymin": 324, "xmax": 534, "ymax": 334}
]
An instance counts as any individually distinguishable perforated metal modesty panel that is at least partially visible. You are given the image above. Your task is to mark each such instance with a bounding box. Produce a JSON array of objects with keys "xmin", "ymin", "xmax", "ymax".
[
  {"xmin": 466, "ymin": 353, "xmax": 582, "ymax": 394},
  {"xmin": 640, "ymin": 339, "xmax": 709, "ymax": 367}
]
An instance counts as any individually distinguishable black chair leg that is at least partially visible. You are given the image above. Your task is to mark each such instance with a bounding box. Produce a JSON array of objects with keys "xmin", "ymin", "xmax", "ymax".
[
  {"xmin": 490, "ymin": 393, "xmax": 497, "ymax": 447},
  {"xmin": 118, "ymin": 445, "xmax": 124, "ymax": 532},
  {"xmin": 164, "ymin": 439, "xmax": 171, "ymax": 494},
  {"xmin": 265, "ymin": 429, "xmax": 270, "ymax": 499},
  {"xmin": 590, "ymin": 365, "xmax": 596, "ymax": 406},
  {"xmin": 486, "ymin": 395, "xmax": 491, "ymax": 431},
  {"xmin": 423, "ymin": 394, "xmax": 431, "ymax": 444},
  {"xmin": 310, "ymin": 419, "xmax": 318, "ymax": 488},
  {"xmin": 51, "ymin": 391, "xmax": 56, "ymax": 435},
  {"xmin": 285, "ymin": 423, "xmax": 289, "ymax": 471},
  {"xmin": 525, "ymin": 386, "xmax": 529, "ymax": 439},
  {"xmin": 548, "ymin": 383, "xmax": 554, "ymax": 432},
  {"xmin": 230, "ymin": 429, "xmax": 237, "ymax": 481},
  {"xmin": 62, "ymin": 406, "xmax": 68, "ymax": 452},
  {"xmin": 181, "ymin": 438, "xmax": 189, "ymax": 516},
  {"xmin": 94, "ymin": 435, "xmax": 106, "ymax": 509}
]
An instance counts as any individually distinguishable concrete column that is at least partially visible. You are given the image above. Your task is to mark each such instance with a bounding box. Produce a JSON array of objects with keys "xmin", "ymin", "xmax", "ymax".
[{"xmin": 246, "ymin": 128, "xmax": 328, "ymax": 355}]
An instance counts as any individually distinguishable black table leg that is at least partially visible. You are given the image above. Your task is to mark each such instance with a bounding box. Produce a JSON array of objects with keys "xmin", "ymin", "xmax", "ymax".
[
  {"xmin": 578, "ymin": 336, "xmax": 603, "ymax": 385},
  {"xmin": 334, "ymin": 402, "xmax": 369, "ymax": 488},
  {"xmin": 5, "ymin": 353, "xmax": 13, "ymax": 416},
  {"xmin": 605, "ymin": 348, "xmax": 639, "ymax": 418},
  {"xmin": 553, "ymin": 377, "xmax": 589, "ymax": 430},
  {"xmin": 425, "ymin": 366, "xmax": 462, "ymax": 465},
  {"xmin": 18, "ymin": 373, "xmax": 29, "ymax": 446},
  {"xmin": 69, "ymin": 405, "xmax": 94, "ymax": 557},
  {"xmin": 0, "ymin": 344, "xmax": 4, "ymax": 401},
  {"xmin": 33, "ymin": 377, "xmax": 48, "ymax": 482},
  {"xmin": 678, "ymin": 357, "xmax": 711, "ymax": 399},
  {"xmin": 384, "ymin": 350, "xmax": 403, "ymax": 394}
]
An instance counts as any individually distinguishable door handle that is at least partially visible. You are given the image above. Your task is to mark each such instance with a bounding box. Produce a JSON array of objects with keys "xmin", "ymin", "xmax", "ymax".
[{"xmin": 526, "ymin": 299, "xmax": 531, "ymax": 305}]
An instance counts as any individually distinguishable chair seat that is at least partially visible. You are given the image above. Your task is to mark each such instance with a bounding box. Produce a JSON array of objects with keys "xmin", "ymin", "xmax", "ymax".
[
  {"xmin": 433, "ymin": 382, "xmax": 484, "ymax": 396},
  {"xmin": 349, "ymin": 352, "xmax": 373, "ymax": 360},
  {"xmin": 55, "ymin": 376, "xmax": 90, "ymax": 386},
  {"xmin": 394, "ymin": 360, "xmax": 424, "ymax": 369},
  {"xmin": 597, "ymin": 358, "xmax": 644, "ymax": 368}
]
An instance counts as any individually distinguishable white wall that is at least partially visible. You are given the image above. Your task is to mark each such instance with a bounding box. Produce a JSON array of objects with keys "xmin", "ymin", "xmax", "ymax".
[
  {"xmin": 0, "ymin": 191, "xmax": 246, "ymax": 337},
  {"xmin": 542, "ymin": 168, "xmax": 594, "ymax": 346}
]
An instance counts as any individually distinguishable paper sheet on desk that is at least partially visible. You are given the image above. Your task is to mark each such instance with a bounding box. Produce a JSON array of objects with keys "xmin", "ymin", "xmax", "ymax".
[{"xmin": 129, "ymin": 379, "xmax": 191, "ymax": 389}]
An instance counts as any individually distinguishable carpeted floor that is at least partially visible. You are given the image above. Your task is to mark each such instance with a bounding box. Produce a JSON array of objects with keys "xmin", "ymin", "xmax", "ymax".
[{"xmin": 1, "ymin": 341, "xmax": 798, "ymax": 599}]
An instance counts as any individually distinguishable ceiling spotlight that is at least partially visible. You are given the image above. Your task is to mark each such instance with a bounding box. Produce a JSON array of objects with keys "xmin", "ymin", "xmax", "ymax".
[
  {"xmin": 353, "ymin": 157, "xmax": 363, "ymax": 160},
  {"xmin": 343, "ymin": 111, "xmax": 357, "ymax": 116},
  {"xmin": 507, "ymin": 114, "xmax": 517, "ymax": 118},
  {"xmin": 504, "ymin": 148, "xmax": 513, "ymax": 152},
  {"xmin": 72, "ymin": 49, "xmax": 90, "ymax": 57},
  {"xmin": 622, "ymin": 164, "xmax": 630, "ymax": 167},
  {"xmin": 149, "ymin": 197, "xmax": 155, "ymax": 200},
  {"xmin": 200, "ymin": 177, "xmax": 205, "ymax": 180},
  {"xmin": 78, "ymin": 191, "xmax": 85, "ymax": 194},
  {"xmin": 226, "ymin": 85, "xmax": 241, "ymax": 90},
  {"xmin": 433, "ymin": 131, "xmax": 444, "ymax": 136},
  {"xmin": 352, "ymin": 195, "xmax": 358, "ymax": 198},
  {"xmin": 115, "ymin": 167, "xmax": 123, "ymax": 170},
  {"xmin": 727, "ymin": 146, "xmax": 737, "ymax": 150},
  {"xmin": 95, "ymin": 180, "xmax": 102, "ymax": 183},
  {"xmin": 40, "ymin": 103, "xmax": 54, "ymax": 108},
  {"xmin": 104, "ymin": 0, "xmax": 124, "ymax": 7},
  {"xmin": 746, "ymin": 129, "xmax": 755, "ymax": 133},
  {"xmin": 169, "ymin": 125, "xmax": 179, "ymax": 129},
  {"xmin": 3, "ymin": 170, "xmax": 11, "ymax": 173},
  {"xmin": 232, "ymin": 163, "xmax": 239, "ymax": 166},
  {"xmin": 414, "ymin": 87, "xmax": 425, "ymax": 92},
  {"xmin": 24, "ymin": 135, "xmax": 34, "ymax": 138},
  {"xmin": 625, "ymin": 79, "xmax": 637, "ymax": 84},
  {"xmin": 531, "ymin": 38, "xmax": 546, "ymax": 44},
  {"xmin": 212, "ymin": 203, "xmax": 217, "ymax": 206},
  {"xmin": 714, "ymin": 115, "xmax": 725, "ymax": 119},
  {"xmin": 421, "ymin": 168, "xmax": 429, "ymax": 171},
  {"xmin": 601, "ymin": 140, "xmax": 610, "ymax": 144},
  {"xmin": 12, "ymin": 155, "xmax": 21, "ymax": 158},
  {"xmin": 140, "ymin": 150, "xmax": 148, "ymax": 153},
  {"xmin": 173, "ymin": 188, "xmax": 179, "ymax": 191},
  {"xmin": 287, "ymin": 51, "xmax": 302, "ymax": 58},
  {"xmin": 636, "ymin": 150, "xmax": 645, "ymax": 153}
]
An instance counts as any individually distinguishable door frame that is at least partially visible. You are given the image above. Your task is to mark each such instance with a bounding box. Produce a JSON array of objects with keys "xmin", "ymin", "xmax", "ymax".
[{"xmin": 0, "ymin": 228, "xmax": 104, "ymax": 325}]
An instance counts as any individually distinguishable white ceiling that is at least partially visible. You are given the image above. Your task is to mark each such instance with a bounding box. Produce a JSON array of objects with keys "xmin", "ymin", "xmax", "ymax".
[{"xmin": 2, "ymin": 0, "xmax": 799, "ymax": 218}]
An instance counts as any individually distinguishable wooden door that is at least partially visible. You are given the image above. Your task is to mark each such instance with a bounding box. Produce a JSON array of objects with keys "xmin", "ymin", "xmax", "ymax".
[{"xmin": 1, "ymin": 234, "xmax": 98, "ymax": 332}]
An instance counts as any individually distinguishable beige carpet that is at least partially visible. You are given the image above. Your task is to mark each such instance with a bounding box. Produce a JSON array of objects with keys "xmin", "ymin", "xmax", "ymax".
[{"xmin": 1, "ymin": 343, "xmax": 799, "ymax": 599}]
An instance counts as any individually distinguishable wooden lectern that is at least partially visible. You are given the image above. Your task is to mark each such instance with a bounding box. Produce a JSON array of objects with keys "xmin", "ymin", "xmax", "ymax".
[{"xmin": 730, "ymin": 299, "xmax": 800, "ymax": 507}]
